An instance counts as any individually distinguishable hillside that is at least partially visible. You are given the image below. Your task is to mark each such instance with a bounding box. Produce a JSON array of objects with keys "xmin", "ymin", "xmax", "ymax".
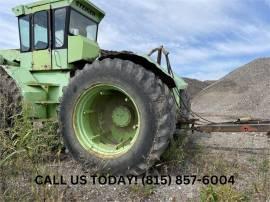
[
  {"xmin": 183, "ymin": 78, "xmax": 215, "ymax": 99},
  {"xmin": 192, "ymin": 58, "xmax": 270, "ymax": 119}
]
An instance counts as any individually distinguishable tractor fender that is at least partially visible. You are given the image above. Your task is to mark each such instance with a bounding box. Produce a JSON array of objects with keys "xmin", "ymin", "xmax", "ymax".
[
  {"xmin": 0, "ymin": 49, "xmax": 20, "ymax": 66},
  {"xmin": 99, "ymin": 51, "xmax": 187, "ymax": 89}
]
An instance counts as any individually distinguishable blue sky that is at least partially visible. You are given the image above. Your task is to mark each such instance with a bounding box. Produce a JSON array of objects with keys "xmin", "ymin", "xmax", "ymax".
[{"xmin": 1, "ymin": 0, "xmax": 270, "ymax": 80}]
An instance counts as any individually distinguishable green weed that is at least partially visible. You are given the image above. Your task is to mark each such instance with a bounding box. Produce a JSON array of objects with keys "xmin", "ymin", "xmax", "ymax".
[
  {"xmin": 200, "ymin": 185, "xmax": 248, "ymax": 202},
  {"xmin": 129, "ymin": 184, "xmax": 155, "ymax": 198}
]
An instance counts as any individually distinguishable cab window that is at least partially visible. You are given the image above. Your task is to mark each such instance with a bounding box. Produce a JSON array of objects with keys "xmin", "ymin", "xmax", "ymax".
[
  {"xmin": 19, "ymin": 15, "xmax": 30, "ymax": 52},
  {"xmin": 69, "ymin": 9, "xmax": 98, "ymax": 41},
  {"xmin": 54, "ymin": 8, "xmax": 67, "ymax": 48},
  {"xmin": 34, "ymin": 11, "xmax": 49, "ymax": 50}
]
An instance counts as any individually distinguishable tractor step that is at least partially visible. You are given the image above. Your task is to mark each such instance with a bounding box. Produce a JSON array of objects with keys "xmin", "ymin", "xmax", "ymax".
[
  {"xmin": 27, "ymin": 82, "xmax": 59, "ymax": 87},
  {"xmin": 27, "ymin": 82, "xmax": 61, "ymax": 117},
  {"xmin": 35, "ymin": 100, "xmax": 60, "ymax": 105}
]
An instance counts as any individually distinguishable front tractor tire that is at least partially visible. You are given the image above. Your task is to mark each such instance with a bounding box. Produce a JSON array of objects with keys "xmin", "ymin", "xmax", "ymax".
[
  {"xmin": 59, "ymin": 59, "xmax": 176, "ymax": 175},
  {"xmin": 0, "ymin": 66, "xmax": 22, "ymax": 129}
]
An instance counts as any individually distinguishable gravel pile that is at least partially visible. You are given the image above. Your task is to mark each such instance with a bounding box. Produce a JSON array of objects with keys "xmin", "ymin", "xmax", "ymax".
[
  {"xmin": 192, "ymin": 58, "xmax": 270, "ymax": 119},
  {"xmin": 183, "ymin": 78, "xmax": 215, "ymax": 99}
]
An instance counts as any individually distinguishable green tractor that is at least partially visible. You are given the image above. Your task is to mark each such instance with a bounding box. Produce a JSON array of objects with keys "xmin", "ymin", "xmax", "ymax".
[{"xmin": 0, "ymin": 0, "xmax": 189, "ymax": 175}]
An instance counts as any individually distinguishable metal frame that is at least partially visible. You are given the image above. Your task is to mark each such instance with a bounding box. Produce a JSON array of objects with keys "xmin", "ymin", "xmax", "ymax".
[
  {"xmin": 149, "ymin": 46, "xmax": 270, "ymax": 134},
  {"xmin": 193, "ymin": 119, "xmax": 270, "ymax": 133},
  {"xmin": 148, "ymin": 46, "xmax": 174, "ymax": 75}
]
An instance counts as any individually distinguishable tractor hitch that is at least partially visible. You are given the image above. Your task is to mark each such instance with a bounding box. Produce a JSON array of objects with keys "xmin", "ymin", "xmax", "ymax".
[{"xmin": 190, "ymin": 118, "xmax": 270, "ymax": 134}]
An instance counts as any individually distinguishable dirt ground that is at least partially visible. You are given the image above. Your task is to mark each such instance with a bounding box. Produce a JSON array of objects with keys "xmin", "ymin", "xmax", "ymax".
[
  {"xmin": 1, "ymin": 124, "xmax": 269, "ymax": 201},
  {"xmin": 53, "ymin": 131, "xmax": 270, "ymax": 201}
]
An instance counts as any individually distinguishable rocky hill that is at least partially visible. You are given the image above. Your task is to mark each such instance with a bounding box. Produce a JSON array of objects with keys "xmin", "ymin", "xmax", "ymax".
[{"xmin": 192, "ymin": 58, "xmax": 270, "ymax": 119}]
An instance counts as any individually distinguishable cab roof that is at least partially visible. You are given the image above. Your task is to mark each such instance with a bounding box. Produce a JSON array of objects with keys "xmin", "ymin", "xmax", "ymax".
[{"xmin": 13, "ymin": 0, "xmax": 105, "ymax": 22}]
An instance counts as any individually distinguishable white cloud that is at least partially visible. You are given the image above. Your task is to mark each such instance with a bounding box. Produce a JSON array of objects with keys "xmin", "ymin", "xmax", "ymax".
[
  {"xmin": 182, "ymin": 59, "xmax": 244, "ymax": 81},
  {"xmin": 0, "ymin": 0, "xmax": 32, "ymax": 49},
  {"xmin": 1, "ymin": 0, "xmax": 270, "ymax": 80}
]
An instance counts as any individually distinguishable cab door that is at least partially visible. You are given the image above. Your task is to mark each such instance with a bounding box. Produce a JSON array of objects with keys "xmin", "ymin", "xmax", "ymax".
[
  {"xmin": 32, "ymin": 10, "xmax": 51, "ymax": 70},
  {"xmin": 52, "ymin": 8, "xmax": 68, "ymax": 70}
]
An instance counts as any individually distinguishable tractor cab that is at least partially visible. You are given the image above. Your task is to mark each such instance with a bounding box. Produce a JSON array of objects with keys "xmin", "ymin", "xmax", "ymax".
[{"xmin": 13, "ymin": 0, "xmax": 105, "ymax": 70}]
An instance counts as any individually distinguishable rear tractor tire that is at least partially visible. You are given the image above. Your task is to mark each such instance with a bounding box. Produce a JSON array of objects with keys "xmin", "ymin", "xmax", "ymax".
[
  {"xmin": 59, "ymin": 58, "xmax": 176, "ymax": 175},
  {"xmin": 0, "ymin": 66, "xmax": 22, "ymax": 129},
  {"xmin": 179, "ymin": 89, "xmax": 191, "ymax": 121}
]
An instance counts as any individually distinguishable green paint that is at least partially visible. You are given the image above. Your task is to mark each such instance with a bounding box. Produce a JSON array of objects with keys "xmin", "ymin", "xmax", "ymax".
[
  {"xmin": 68, "ymin": 35, "xmax": 100, "ymax": 63},
  {"xmin": 73, "ymin": 84, "xmax": 140, "ymax": 157},
  {"xmin": 112, "ymin": 106, "xmax": 132, "ymax": 128},
  {"xmin": 32, "ymin": 50, "xmax": 51, "ymax": 70},
  {"xmin": 4, "ymin": 66, "xmax": 48, "ymax": 118},
  {"xmin": 13, "ymin": 0, "xmax": 105, "ymax": 22},
  {"xmin": 2, "ymin": 64, "xmax": 69, "ymax": 118},
  {"xmin": 142, "ymin": 54, "xmax": 187, "ymax": 90},
  {"xmin": 0, "ymin": 49, "xmax": 20, "ymax": 66},
  {"xmin": 70, "ymin": 0, "xmax": 104, "ymax": 22},
  {"xmin": 20, "ymin": 52, "xmax": 33, "ymax": 70}
]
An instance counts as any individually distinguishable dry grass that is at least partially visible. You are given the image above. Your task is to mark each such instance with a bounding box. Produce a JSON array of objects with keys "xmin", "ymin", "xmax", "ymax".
[
  {"xmin": 200, "ymin": 185, "xmax": 248, "ymax": 202},
  {"xmin": 159, "ymin": 130, "xmax": 203, "ymax": 174},
  {"xmin": 129, "ymin": 185, "xmax": 155, "ymax": 199},
  {"xmin": 0, "ymin": 108, "xmax": 269, "ymax": 201},
  {"xmin": 194, "ymin": 148, "xmax": 269, "ymax": 201},
  {"xmin": 0, "ymin": 108, "xmax": 64, "ymax": 201}
]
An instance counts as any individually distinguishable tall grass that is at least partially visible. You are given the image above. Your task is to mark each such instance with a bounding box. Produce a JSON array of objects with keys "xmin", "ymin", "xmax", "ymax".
[{"xmin": 0, "ymin": 108, "xmax": 63, "ymax": 201}]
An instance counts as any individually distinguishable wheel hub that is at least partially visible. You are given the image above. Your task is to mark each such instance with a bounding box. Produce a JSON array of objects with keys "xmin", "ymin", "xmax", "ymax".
[
  {"xmin": 112, "ymin": 105, "xmax": 131, "ymax": 127},
  {"xmin": 73, "ymin": 84, "xmax": 140, "ymax": 157}
]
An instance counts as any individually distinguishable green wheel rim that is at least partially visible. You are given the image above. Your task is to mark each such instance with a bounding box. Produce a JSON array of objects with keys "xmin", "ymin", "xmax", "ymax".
[{"xmin": 73, "ymin": 84, "xmax": 140, "ymax": 158}]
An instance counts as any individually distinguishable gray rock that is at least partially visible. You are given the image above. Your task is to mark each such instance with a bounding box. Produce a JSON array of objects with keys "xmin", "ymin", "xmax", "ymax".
[{"xmin": 192, "ymin": 58, "xmax": 270, "ymax": 119}]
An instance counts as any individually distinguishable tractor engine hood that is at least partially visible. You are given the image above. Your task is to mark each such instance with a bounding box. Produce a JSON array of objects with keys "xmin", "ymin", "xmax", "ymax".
[{"xmin": 0, "ymin": 49, "xmax": 20, "ymax": 66}]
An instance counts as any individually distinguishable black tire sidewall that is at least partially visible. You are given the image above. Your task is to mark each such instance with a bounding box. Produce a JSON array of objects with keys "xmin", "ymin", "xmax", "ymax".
[{"xmin": 60, "ymin": 61, "xmax": 160, "ymax": 174}]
